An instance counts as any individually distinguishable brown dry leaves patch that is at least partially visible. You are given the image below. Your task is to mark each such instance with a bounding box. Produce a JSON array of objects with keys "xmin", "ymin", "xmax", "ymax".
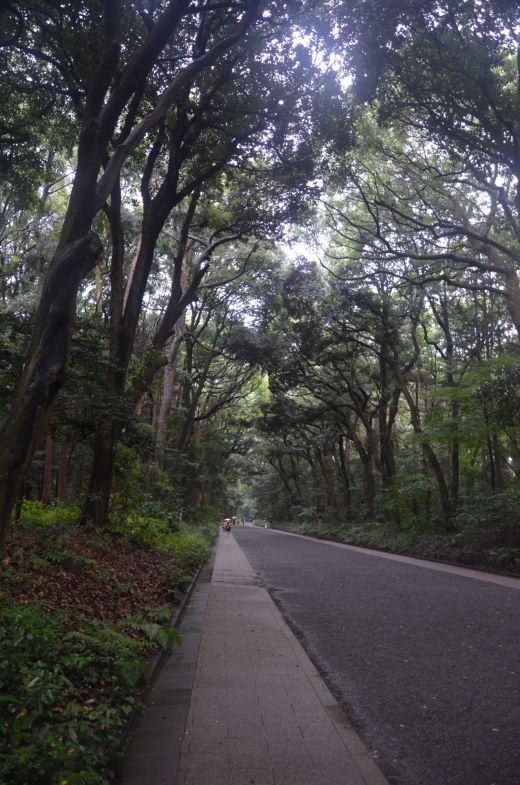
[{"xmin": 2, "ymin": 525, "xmax": 180, "ymax": 622}]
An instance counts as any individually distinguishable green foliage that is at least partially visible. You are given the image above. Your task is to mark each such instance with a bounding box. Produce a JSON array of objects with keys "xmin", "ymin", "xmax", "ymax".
[
  {"xmin": 115, "ymin": 515, "xmax": 213, "ymax": 575},
  {"xmin": 170, "ymin": 527, "xmax": 213, "ymax": 572},
  {"xmin": 118, "ymin": 612, "xmax": 182, "ymax": 650},
  {"xmin": 0, "ymin": 313, "xmax": 32, "ymax": 417},
  {"xmin": 478, "ymin": 363, "xmax": 520, "ymax": 428},
  {"xmin": 0, "ymin": 603, "xmax": 146, "ymax": 785},
  {"xmin": 191, "ymin": 504, "xmax": 221, "ymax": 525},
  {"xmin": 109, "ymin": 449, "xmax": 183, "ymax": 528},
  {"xmin": 453, "ymin": 491, "xmax": 520, "ymax": 532},
  {"xmin": 136, "ymin": 494, "xmax": 183, "ymax": 533},
  {"xmin": 20, "ymin": 500, "xmax": 80, "ymax": 527},
  {"xmin": 0, "ymin": 512, "xmax": 211, "ymax": 783},
  {"xmin": 375, "ymin": 474, "xmax": 436, "ymax": 526}
]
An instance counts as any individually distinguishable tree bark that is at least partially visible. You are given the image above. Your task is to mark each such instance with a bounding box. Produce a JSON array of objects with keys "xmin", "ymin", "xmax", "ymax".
[
  {"xmin": 156, "ymin": 319, "xmax": 186, "ymax": 465},
  {"xmin": 57, "ymin": 441, "xmax": 74, "ymax": 504},
  {"xmin": 337, "ymin": 437, "xmax": 353, "ymax": 515},
  {"xmin": 315, "ymin": 447, "xmax": 340, "ymax": 519},
  {"xmin": 0, "ymin": 233, "xmax": 102, "ymax": 546},
  {"xmin": 397, "ymin": 371, "xmax": 453, "ymax": 525},
  {"xmin": 377, "ymin": 325, "xmax": 399, "ymax": 487},
  {"xmin": 82, "ymin": 420, "xmax": 119, "ymax": 526},
  {"xmin": 342, "ymin": 413, "xmax": 376, "ymax": 517},
  {"xmin": 81, "ymin": 177, "xmax": 126, "ymax": 527},
  {"xmin": 503, "ymin": 270, "xmax": 520, "ymax": 340},
  {"xmin": 41, "ymin": 434, "xmax": 54, "ymax": 506},
  {"xmin": 438, "ymin": 292, "xmax": 460, "ymax": 511},
  {"xmin": 493, "ymin": 434, "xmax": 505, "ymax": 491}
]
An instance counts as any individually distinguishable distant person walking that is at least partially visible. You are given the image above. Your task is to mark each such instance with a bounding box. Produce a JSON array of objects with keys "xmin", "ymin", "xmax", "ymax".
[{"xmin": 225, "ymin": 520, "xmax": 232, "ymax": 535}]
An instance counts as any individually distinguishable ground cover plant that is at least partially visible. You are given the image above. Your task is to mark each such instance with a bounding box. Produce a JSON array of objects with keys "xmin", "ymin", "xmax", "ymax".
[{"xmin": 0, "ymin": 506, "xmax": 213, "ymax": 785}]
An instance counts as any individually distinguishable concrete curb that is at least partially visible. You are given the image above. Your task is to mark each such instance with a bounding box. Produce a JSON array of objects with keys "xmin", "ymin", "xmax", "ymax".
[
  {"xmin": 117, "ymin": 559, "xmax": 206, "ymax": 776},
  {"xmin": 147, "ymin": 563, "xmax": 203, "ymax": 685},
  {"xmin": 118, "ymin": 552, "xmax": 216, "ymax": 785}
]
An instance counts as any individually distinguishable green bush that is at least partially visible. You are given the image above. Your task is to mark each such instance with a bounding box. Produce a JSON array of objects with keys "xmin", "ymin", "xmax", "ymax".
[
  {"xmin": 20, "ymin": 500, "xmax": 80, "ymax": 527},
  {"xmin": 114, "ymin": 515, "xmax": 214, "ymax": 573},
  {"xmin": 454, "ymin": 490, "xmax": 520, "ymax": 531},
  {"xmin": 375, "ymin": 473, "xmax": 436, "ymax": 527},
  {"xmin": 189, "ymin": 504, "xmax": 220, "ymax": 525},
  {"xmin": 1, "ymin": 507, "xmax": 215, "ymax": 785},
  {"xmin": 0, "ymin": 603, "xmax": 146, "ymax": 785}
]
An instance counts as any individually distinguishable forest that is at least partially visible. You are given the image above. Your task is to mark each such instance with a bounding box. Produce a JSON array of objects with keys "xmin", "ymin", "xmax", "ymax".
[{"xmin": 1, "ymin": 1, "xmax": 520, "ymax": 782}]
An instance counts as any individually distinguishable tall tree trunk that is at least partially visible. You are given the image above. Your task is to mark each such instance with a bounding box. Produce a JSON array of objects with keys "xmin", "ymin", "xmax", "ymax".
[
  {"xmin": 82, "ymin": 421, "xmax": 119, "ymax": 526},
  {"xmin": 155, "ymin": 253, "xmax": 189, "ymax": 463},
  {"xmin": 377, "ymin": 326, "xmax": 399, "ymax": 487},
  {"xmin": 493, "ymin": 434, "xmax": 505, "ymax": 491},
  {"xmin": 268, "ymin": 457, "xmax": 299, "ymax": 514},
  {"xmin": 71, "ymin": 457, "xmax": 86, "ymax": 502},
  {"xmin": 156, "ymin": 336, "xmax": 184, "ymax": 466},
  {"xmin": 487, "ymin": 436, "xmax": 497, "ymax": 493},
  {"xmin": 438, "ymin": 292, "xmax": 460, "ymax": 512},
  {"xmin": 305, "ymin": 451, "xmax": 324, "ymax": 519},
  {"xmin": 146, "ymin": 395, "xmax": 161, "ymax": 495},
  {"xmin": 337, "ymin": 437, "xmax": 353, "ymax": 516},
  {"xmin": 363, "ymin": 422, "xmax": 378, "ymax": 518},
  {"xmin": 41, "ymin": 434, "xmax": 54, "ymax": 506},
  {"xmin": 450, "ymin": 400, "xmax": 460, "ymax": 506},
  {"xmin": 316, "ymin": 447, "xmax": 340, "ymax": 519},
  {"xmin": 0, "ymin": 233, "xmax": 103, "ymax": 546},
  {"xmin": 156, "ymin": 360, "xmax": 177, "ymax": 466},
  {"xmin": 289, "ymin": 454, "xmax": 304, "ymax": 507},
  {"xmin": 81, "ymin": 178, "xmax": 126, "ymax": 527},
  {"xmin": 397, "ymin": 372, "xmax": 453, "ymax": 526},
  {"xmin": 362, "ymin": 453, "xmax": 376, "ymax": 518},
  {"xmin": 342, "ymin": 415, "xmax": 376, "ymax": 517},
  {"xmin": 57, "ymin": 441, "xmax": 74, "ymax": 504}
]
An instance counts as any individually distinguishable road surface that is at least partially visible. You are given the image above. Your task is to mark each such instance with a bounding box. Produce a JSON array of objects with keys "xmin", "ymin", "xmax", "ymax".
[{"xmin": 233, "ymin": 527, "xmax": 520, "ymax": 785}]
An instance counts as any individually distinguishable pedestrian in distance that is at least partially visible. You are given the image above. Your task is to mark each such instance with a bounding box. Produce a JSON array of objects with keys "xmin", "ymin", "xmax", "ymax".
[{"xmin": 225, "ymin": 520, "xmax": 232, "ymax": 535}]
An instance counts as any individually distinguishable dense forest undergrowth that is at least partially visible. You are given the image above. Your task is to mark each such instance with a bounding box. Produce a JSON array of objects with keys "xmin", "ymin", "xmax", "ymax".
[{"xmin": 0, "ymin": 504, "xmax": 214, "ymax": 785}]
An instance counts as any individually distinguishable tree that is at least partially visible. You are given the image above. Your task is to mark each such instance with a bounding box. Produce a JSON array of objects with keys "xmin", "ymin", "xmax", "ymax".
[{"xmin": 0, "ymin": 0, "xmax": 327, "ymax": 542}]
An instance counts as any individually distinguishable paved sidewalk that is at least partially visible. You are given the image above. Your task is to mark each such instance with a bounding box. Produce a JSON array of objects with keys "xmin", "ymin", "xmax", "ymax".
[{"xmin": 120, "ymin": 530, "xmax": 389, "ymax": 785}]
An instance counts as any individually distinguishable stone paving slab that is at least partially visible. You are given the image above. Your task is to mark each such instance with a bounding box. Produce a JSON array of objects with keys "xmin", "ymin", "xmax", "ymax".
[{"xmin": 120, "ymin": 531, "xmax": 390, "ymax": 785}]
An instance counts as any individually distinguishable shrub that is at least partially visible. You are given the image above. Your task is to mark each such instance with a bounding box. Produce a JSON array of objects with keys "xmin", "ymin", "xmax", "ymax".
[
  {"xmin": 454, "ymin": 490, "xmax": 520, "ymax": 531},
  {"xmin": 114, "ymin": 515, "xmax": 214, "ymax": 574},
  {"xmin": 20, "ymin": 500, "xmax": 80, "ymax": 527},
  {"xmin": 0, "ymin": 603, "xmax": 146, "ymax": 785}
]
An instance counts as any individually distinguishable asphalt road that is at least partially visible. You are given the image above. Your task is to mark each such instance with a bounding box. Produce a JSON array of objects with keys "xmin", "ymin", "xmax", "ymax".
[{"xmin": 233, "ymin": 527, "xmax": 520, "ymax": 785}]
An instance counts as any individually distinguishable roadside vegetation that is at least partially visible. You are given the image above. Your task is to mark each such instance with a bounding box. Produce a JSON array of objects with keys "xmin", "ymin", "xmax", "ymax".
[
  {"xmin": 0, "ymin": 503, "xmax": 214, "ymax": 785},
  {"xmin": 266, "ymin": 497, "xmax": 520, "ymax": 574}
]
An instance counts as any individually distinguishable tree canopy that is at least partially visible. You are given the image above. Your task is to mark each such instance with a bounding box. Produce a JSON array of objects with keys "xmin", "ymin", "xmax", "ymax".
[{"xmin": 1, "ymin": 0, "xmax": 520, "ymax": 553}]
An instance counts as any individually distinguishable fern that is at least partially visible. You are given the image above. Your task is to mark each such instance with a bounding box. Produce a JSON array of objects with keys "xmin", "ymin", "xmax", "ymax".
[{"xmin": 119, "ymin": 618, "xmax": 182, "ymax": 649}]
